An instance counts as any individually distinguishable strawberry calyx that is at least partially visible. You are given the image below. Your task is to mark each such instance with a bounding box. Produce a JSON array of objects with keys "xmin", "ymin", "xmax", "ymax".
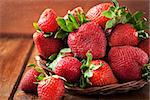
[
  {"xmin": 142, "ymin": 63, "xmax": 150, "ymax": 81},
  {"xmin": 55, "ymin": 10, "xmax": 90, "ymax": 39},
  {"xmin": 27, "ymin": 63, "xmax": 37, "ymax": 68},
  {"xmin": 46, "ymin": 48, "xmax": 72, "ymax": 71},
  {"xmin": 79, "ymin": 51, "xmax": 104, "ymax": 88},
  {"xmin": 28, "ymin": 64, "xmax": 48, "ymax": 82},
  {"xmin": 33, "ymin": 22, "xmax": 41, "ymax": 33},
  {"xmin": 46, "ymin": 53, "xmax": 58, "ymax": 65},
  {"xmin": 137, "ymin": 30, "xmax": 149, "ymax": 41},
  {"xmin": 130, "ymin": 11, "xmax": 149, "ymax": 40},
  {"xmin": 102, "ymin": 0, "xmax": 149, "ymax": 40},
  {"xmin": 102, "ymin": 0, "xmax": 131, "ymax": 30},
  {"xmin": 33, "ymin": 22, "xmax": 55, "ymax": 38}
]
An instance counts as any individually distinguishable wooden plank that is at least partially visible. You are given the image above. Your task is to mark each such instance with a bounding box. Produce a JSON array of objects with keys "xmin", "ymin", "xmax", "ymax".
[
  {"xmin": 0, "ymin": 38, "xmax": 33, "ymax": 99},
  {"xmin": 14, "ymin": 48, "xmax": 39, "ymax": 100},
  {"xmin": 0, "ymin": 0, "xmax": 149, "ymax": 35}
]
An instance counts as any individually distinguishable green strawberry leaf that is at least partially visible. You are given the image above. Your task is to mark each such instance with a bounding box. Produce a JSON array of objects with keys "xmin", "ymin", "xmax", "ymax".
[
  {"xmin": 56, "ymin": 9, "xmax": 89, "ymax": 36},
  {"xmin": 112, "ymin": 0, "xmax": 119, "ymax": 8},
  {"xmin": 28, "ymin": 63, "xmax": 36, "ymax": 67},
  {"xmin": 35, "ymin": 67, "xmax": 44, "ymax": 73},
  {"xmin": 56, "ymin": 17, "xmax": 69, "ymax": 32},
  {"xmin": 36, "ymin": 73, "xmax": 45, "ymax": 81},
  {"xmin": 47, "ymin": 54, "xmax": 63, "ymax": 71},
  {"xmin": 47, "ymin": 48, "xmax": 72, "ymax": 71},
  {"xmin": 102, "ymin": 10, "xmax": 115, "ymax": 18},
  {"xmin": 48, "ymin": 53, "xmax": 57, "ymax": 61},
  {"xmin": 82, "ymin": 13, "xmax": 90, "ymax": 23},
  {"xmin": 66, "ymin": 20, "xmax": 74, "ymax": 32},
  {"xmin": 79, "ymin": 76, "xmax": 86, "ymax": 88},
  {"xmin": 133, "ymin": 11, "xmax": 143, "ymax": 21},
  {"xmin": 68, "ymin": 13, "xmax": 79, "ymax": 29},
  {"xmin": 79, "ymin": 75, "xmax": 91, "ymax": 88},
  {"xmin": 103, "ymin": 0, "xmax": 148, "ymax": 31},
  {"xmin": 90, "ymin": 62, "xmax": 104, "ymax": 70},
  {"xmin": 33, "ymin": 22, "xmax": 41, "ymax": 32},
  {"xmin": 128, "ymin": 11, "xmax": 148, "ymax": 31},
  {"xmin": 46, "ymin": 53, "xmax": 58, "ymax": 65},
  {"xmin": 79, "ymin": 51, "xmax": 94, "ymax": 88},
  {"xmin": 142, "ymin": 63, "xmax": 150, "ymax": 80},
  {"xmin": 137, "ymin": 30, "xmax": 149, "ymax": 41},
  {"xmin": 60, "ymin": 48, "xmax": 72, "ymax": 53},
  {"xmin": 84, "ymin": 70, "xmax": 93, "ymax": 78},
  {"xmin": 105, "ymin": 19, "xmax": 116, "ymax": 29},
  {"xmin": 109, "ymin": 6, "xmax": 116, "ymax": 12},
  {"xmin": 54, "ymin": 29, "xmax": 68, "ymax": 39},
  {"xmin": 86, "ymin": 51, "xmax": 93, "ymax": 66},
  {"xmin": 76, "ymin": 10, "xmax": 84, "ymax": 25},
  {"xmin": 80, "ymin": 51, "xmax": 93, "ymax": 70}
]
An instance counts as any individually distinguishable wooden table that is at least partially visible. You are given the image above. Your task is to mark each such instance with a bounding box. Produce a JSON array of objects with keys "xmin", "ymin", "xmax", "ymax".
[{"xmin": 0, "ymin": 0, "xmax": 149, "ymax": 100}]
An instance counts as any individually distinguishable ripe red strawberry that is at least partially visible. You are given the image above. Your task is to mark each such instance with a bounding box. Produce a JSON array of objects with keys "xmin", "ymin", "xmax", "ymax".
[
  {"xmin": 109, "ymin": 24, "xmax": 138, "ymax": 46},
  {"xmin": 20, "ymin": 68, "xmax": 40, "ymax": 93},
  {"xmin": 33, "ymin": 32, "xmax": 63, "ymax": 59},
  {"xmin": 138, "ymin": 38, "xmax": 150, "ymax": 56},
  {"xmin": 108, "ymin": 46, "xmax": 148, "ymax": 82},
  {"xmin": 54, "ymin": 57, "xmax": 82, "ymax": 83},
  {"xmin": 38, "ymin": 75, "xmax": 65, "ymax": 100},
  {"xmin": 89, "ymin": 60, "xmax": 118, "ymax": 86},
  {"xmin": 38, "ymin": 8, "xmax": 58, "ymax": 33},
  {"xmin": 68, "ymin": 22, "xmax": 107, "ymax": 59},
  {"xmin": 86, "ymin": 3, "xmax": 113, "ymax": 28}
]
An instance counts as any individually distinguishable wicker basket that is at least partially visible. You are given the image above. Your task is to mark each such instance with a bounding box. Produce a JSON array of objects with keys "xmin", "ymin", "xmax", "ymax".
[{"xmin": 34, "ymin": 56, "xmax": 148, "ymax": 95}]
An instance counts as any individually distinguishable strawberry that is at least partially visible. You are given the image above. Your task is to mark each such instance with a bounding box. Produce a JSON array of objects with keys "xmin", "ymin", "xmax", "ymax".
[
  {"xmin": 80, "ymin": 52, "xmax": 117, "ymax": 87},
  {"xmin": 68, "ymin": 22, "xmax": 107, "ymax": 59},
  {"xmin": 86, "ymin": 3, "xmax": 113, "ymax": 28},
  {"xmin": 20, "ymin": 68, "xmax": 40, "ymax": 93},
  {"xmin": 101, "ymin": 1, "xmax": 148, "ymax": 46},
  {"xmin": 89, "ymin": 60, "xmax": 118, "ymax": 86},
  {"xmin": 138, "ymin": 38, "xmax": 150, "ymax": 56},
  {"xmin": 38, "ymin": 8, "xmax": 58, "ymax": 33},
  {"xmin": 33, "ymin": 32, "xmax": 63, "ymax": 59},
  {"xmin": 108, "ymin": 46, "xmax": 149, "ymax": 82},
  {"xmin": 109, "ymin": 24, "xmax": 138, "ymax": 46},
  {"xmin": 38, "ymin": 75, "xmax": 65, "ymax": 100},
  {"xmin": 54, "ymin": 57, "xmax": 82, "ymax": 83}
]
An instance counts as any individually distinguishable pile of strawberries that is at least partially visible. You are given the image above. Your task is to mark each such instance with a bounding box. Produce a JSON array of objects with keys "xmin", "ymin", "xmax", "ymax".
[{"xmin": 19, "ymin": 0, "xmax": 150, "ymax": 100}]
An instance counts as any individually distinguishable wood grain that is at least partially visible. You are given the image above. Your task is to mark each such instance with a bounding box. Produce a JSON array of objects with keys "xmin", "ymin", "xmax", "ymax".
[
  {"xmin": 0, "ymin": 0, "xmax": 149, "ymax": 36},
  {"xmin": 0, "ymin": 38, "xmax": 32, "ymax": 99},
  {"xmin": 14, "ymin": 47, "xmax": 38, "ymax": 100}
]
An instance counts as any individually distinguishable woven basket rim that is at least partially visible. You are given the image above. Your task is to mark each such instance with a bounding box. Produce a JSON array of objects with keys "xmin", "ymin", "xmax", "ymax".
[{"xmin": 34, "ymin": 55, "xmax": 148, "ymax": 95}]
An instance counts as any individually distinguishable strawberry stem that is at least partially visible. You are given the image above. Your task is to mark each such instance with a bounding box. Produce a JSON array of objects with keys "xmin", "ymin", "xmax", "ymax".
[
  {"xmin": 102, "ymin": 0, "xmax": 148, "ymax": 33},
  {"xmin": 56, "ymin": 10, "xmax": 90, "ymax": 39},
  {"xmin": 142, "ymin": 63, "xmax": 150, "ymax": 80}
]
